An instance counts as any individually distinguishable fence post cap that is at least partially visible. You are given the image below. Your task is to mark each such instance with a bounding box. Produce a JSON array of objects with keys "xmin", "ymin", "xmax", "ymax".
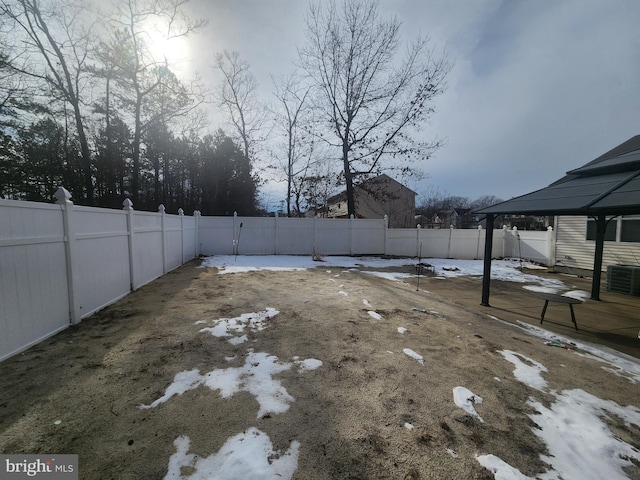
[
  {"xmin": 123, "ymin": 198, "xmax": 134, "ymax": 210},
  {"xmin": 178, "ymin": 208, "xmax": 184, "ymax": 216},
  {"xmin": 158, "ymin": 204, "xmax": 166, "ymax": 213},
  {"xmin": 194, "ymin": 210, "xmax": 201, "ymax": 217},
  {"xmin": 547, "ymin": 226, "xmax": 553, "ymax": 231},
  {"xmin": 54, "ymin": 187, "xmax": 72, "ymax": 204}
]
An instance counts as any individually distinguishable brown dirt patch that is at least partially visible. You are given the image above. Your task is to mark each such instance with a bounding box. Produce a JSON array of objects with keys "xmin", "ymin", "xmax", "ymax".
[{"xmin": 0, "ymin": 258, "xmax": 638, "ymax": 479}]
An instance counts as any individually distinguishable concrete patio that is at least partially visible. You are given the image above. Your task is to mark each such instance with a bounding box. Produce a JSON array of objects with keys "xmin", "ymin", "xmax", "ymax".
[{"xmin": 412, "ymin": 267, "xmax": 640, "ymax": 359}]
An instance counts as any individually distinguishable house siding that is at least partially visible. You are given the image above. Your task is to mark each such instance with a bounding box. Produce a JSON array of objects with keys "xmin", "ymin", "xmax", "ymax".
[
  {"xmin": 355, "ymin": 184, "xmax": 415, "ymax": 228},
  {"xmin": 555, "ymin": 215, "xmax": 640, "ymax": 273},
  {"xmin": 323, "ymin": 174, "xmax": 416, "ymax": 228}
]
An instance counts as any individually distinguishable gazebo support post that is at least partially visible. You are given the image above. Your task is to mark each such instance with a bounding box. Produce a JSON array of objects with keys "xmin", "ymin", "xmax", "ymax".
[
  {"xmin": 591, "ymin": 214, "xmax": 606, "ymax": 301},
  {"xmin": 481, "ymin": 214, "xmax": 495, "ymax": 306}
]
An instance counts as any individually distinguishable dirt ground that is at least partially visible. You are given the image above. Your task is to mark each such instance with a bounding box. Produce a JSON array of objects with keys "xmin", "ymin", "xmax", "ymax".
[{"xmin": 1, "ymin": 258, "xmax": 639, "ymax": 479}]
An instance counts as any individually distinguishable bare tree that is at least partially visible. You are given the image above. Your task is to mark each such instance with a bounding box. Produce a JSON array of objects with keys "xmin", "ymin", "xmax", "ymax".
[
  {"xmin": 272, "ymin": 73, "xmax": 319, "ymax": 216},
  {"xmin": 214, "ymin": 50, "xmax": 268, "ymax": 163},
  {"xmin": 469, "ymin": 195, "xmax": 503, "ymax": 210},
  {"xmin": 0, "ymin": 0, "xmax": 97, "ymax": 201},
  {"xmin": 299, "ymin": 0, "xmax": 451, "ymax": 218},
  {"xmin": 105, "ymin": 0, "xmax": 206, "ymax": 205}
]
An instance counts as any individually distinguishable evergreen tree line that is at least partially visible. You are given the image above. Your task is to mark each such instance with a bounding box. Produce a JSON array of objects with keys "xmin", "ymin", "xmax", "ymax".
[
  {"xmin": 1, "ymin": 0, "xmax": 452, "ymax": 217},
  {"xmin": 0, "ymin": 1, "xmax": 259, "ymax": 215}
]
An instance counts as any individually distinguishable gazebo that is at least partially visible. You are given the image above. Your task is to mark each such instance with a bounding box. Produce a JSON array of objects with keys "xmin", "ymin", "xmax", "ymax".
[{"xmin": 475, "ymin": 135, "xmax": 640, "ymax": 306}]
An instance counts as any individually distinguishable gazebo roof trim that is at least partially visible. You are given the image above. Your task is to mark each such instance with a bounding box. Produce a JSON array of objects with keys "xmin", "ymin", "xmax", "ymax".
[{"xmin": 475, "ymin": 135, "xmax": 640, "ymax": 217}]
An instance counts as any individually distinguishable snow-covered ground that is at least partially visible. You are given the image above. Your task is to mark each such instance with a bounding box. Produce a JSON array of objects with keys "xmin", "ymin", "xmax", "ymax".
[
  {"xmin": 201, "ymin": 255, "xmax": 583, "ymax": 296},
  {"xmin": 153, "ymin": 255, "xmax": 640, "ymax": 479}
]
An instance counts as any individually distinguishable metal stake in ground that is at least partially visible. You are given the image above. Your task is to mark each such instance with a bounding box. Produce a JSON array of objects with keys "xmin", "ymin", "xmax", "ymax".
[
  {"xmin": 235, "ymin": 222, "xmax": 243, "ymax": 261},
  {"xmin": 416, "ymin": 242, "xmax": 423, "ymax": 291}
]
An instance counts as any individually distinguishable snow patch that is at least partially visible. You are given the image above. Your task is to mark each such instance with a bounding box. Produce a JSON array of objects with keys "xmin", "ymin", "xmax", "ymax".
[
  {"xmin": 140, "ymin": 350, "xmax": 321, "ymax": 418},
  {"xmin": 198, "ymin": 308, "xmax": 279, "ymax": 344},
  {"xmin": 499, "ymin": 350, "xmax": 548, "ymax": 391},
  {"xmin": 452, "ymin": 386, "xmax": 484, "ymax": 422},
  {"xmin": 403, "ymin": 348, "xmax": 424, "ymax": 365},
  {"xmin": 164, "ymin": 429, "xmax": 299, "ymax": 480}
]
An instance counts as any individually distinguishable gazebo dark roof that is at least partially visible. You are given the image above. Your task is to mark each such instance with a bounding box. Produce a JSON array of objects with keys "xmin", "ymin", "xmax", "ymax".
[
  {"xmin": 476, "ymin": 135, "xmax": 640, "ymax": 217},
  {"xmin": 475, "ymin": 135, "xmax": 640, "ymax": 306}
]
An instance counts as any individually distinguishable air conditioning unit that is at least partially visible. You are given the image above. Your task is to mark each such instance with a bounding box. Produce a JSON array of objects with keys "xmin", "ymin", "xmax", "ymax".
[{"xmin": 606, "ymin": 265, "xmax": 640, "ymax": 296}]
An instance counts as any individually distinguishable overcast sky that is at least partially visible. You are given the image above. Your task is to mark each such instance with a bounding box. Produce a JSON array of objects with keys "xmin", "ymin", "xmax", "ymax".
[{"xmin": 181, "ymin": 0, "xmax": 640, "ymax": 207}]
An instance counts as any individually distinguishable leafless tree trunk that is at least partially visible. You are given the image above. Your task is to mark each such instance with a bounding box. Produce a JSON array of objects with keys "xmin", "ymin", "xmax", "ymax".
[
  {"xmin": 1, "ymin": 0, "xmax": 96, "ymax": 202},
  {"xmin": 272, "ymin": 73, "xmax": 317, "ymax": 216},
  {"xmin": 107, "ymin": 0, "xmax": 206, "ymax": 205},
  {"xmin": 214, "ymin": 50, "xmax": 268, "ymax": 164},
  {"xmin": 299, "ymin": 0, "xmax": 451, "ymax": 218}
]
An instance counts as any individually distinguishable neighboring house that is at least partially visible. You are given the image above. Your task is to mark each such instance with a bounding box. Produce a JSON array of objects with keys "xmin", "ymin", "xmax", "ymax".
[
  {"xmin": 321, "ymin": 174, "xmax": 416, "ymax": 228},
  {"xmin": 554, "ymin": 215, "xmax": 640, "ymax": 274},
  {"xmin": 415, "ymin": 213, "xmax": 442, "ymax": 228},
  {"xmin": 442, "ymin": 207, "xmax": 490, "ymax": 229},
  {"xmin": 418, "ymin": 208, "xmax": 476, "ymax": 229}
]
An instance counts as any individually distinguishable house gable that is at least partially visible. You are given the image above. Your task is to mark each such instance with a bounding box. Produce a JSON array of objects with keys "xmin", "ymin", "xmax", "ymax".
[{"xmin": 323, "ymin": 174, "xmax": 416, "ymax": 227}]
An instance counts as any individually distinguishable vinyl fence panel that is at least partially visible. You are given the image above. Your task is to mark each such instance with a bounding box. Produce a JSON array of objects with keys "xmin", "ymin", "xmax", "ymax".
[
  {"xmin": 73, "ymin": 206, "xmax": 131, "ymax": 319},
  {"xmin": 164, "ymin": 212, "xmax": 184, "ymax": 272},
  {"xmin": 448, "ymin": 228, "xmax": 486, "ymax": 260},
  {"xmin": 420, "ymin": 229, "xmax": 453, "ymax": 258},
  {"xmin": 502, "ymin": 227, "xmax": 554, "ymax": 265},
  {"xmin": 236, "ymin": 217, "xmax": 277, "ymax": 255},
  {"xmin": 314, "ymin": 218, "xmax": 351, "ymax": 255},
  {"xmin": 182, "ymin": 214, "xmax": 199, "ymax": 261},
  {"xmin": 199, "ymin": 216, "xmax": 234, "ymax": 255},
  {"xmin": 1, "ymin": 189, "xmax": 556, "ymax": 362},
  {"xmin": 0, "ymin": 200, "xmax": 70, "ymax": 362},
  {"xmin": 277, "ymin": 217, "xmax": 315, "ymax": 255},
  {"xmin": 130, "ymin": 210, "xmax": 164, "ymax": 288},
  {"xmin": 0, "ymin": 190, "xmax": 199, "ymax": 361},
  {"xmin": 385, "ymin": 228, "xmax": 420, "ymax": 257},
  {"xmin": 352, "ymin": 219, "xmax": 386, "ymax": 255}
]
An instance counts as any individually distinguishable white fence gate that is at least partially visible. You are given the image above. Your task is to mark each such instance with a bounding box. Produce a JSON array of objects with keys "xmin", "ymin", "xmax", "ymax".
[{"xmin": 1, "ymin": 190, "xmax": 555, "ymax": 361}]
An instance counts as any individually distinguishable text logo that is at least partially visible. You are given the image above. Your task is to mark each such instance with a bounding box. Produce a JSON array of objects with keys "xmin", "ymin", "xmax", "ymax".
[{"xmin": 1, "ymin": 455, "xmax": 78, "ymax": 480}]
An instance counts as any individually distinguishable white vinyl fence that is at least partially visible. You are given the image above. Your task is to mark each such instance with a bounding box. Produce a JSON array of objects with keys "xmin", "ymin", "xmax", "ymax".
[
  {"xmin": 1, "ymin": 190, "xmax": 555, "ymax": 361},
  {"xmin": 0, "ymin": 188, "xmax": 199, "ymax": 362},
  {"xmin": 202, "ymin": 214, "xmax": 554, "ymax": 265}
]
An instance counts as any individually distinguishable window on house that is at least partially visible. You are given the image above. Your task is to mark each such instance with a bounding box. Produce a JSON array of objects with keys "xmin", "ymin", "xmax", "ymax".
[
  {"xmin": 586, "ymin": 215, "xmax": 640, "ymax": 242},
  {"xmin": 621, "ymin": 215, "xmax": 640, "ymax": 242},
  {"xmin": 586, "ymin": 218, "xmax": 617, "ymax": 241}
]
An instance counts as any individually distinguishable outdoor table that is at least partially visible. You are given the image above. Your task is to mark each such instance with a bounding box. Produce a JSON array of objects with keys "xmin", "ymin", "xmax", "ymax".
[{"xmin": 536, "ymin": 293, "xmax": 581, "ymax": 331}]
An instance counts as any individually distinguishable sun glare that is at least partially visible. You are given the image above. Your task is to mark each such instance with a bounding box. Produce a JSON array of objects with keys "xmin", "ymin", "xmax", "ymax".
[{"xmin": 144, "ymin": 24, "xmax": 190, "ymax": 67}]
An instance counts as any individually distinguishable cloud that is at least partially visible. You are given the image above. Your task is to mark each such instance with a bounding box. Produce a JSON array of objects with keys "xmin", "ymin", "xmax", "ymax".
[{"xmin": 185, "ymin": 0, "xmax": 640, "ymax": 203}]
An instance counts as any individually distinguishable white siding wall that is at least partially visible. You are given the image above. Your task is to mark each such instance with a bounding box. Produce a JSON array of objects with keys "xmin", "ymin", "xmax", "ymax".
[{"xmin": 556, "ymin": 215, "xmax": 640, "ymax": 272}]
